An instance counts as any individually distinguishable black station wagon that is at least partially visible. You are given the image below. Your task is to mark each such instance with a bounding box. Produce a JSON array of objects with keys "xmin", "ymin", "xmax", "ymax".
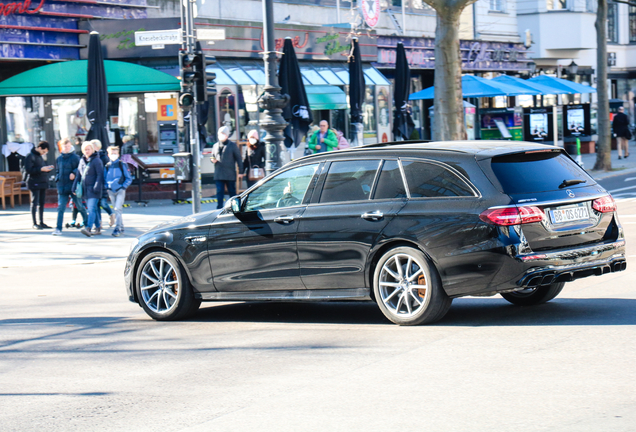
[{"xmin": 125, "ymin": 141, "xmax": 627, "ymax": 325}]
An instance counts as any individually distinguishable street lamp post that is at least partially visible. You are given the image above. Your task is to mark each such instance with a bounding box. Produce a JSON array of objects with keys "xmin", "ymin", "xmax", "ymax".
[{"xmin": 259, "ymin": 0, "xmax": 289, "ymax": 176}]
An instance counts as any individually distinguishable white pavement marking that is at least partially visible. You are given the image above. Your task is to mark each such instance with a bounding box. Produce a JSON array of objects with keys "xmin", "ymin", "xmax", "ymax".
[
  {"xmin": 609, "ymin": 184, "xmax": 636, "ymax": 193},
  {"xmin": 625, "ymin": 177, "xmax": 636, "ymax": 182}
]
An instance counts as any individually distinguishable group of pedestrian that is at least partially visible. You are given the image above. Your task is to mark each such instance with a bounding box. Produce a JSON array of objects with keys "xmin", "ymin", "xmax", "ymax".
[
  {"xmin": 208, "ymin": 120, "xmax": 350, "ymax": 209},
  {"xmin": 23, "ymin": 138, "xmax": 132, "ymax": 237},
  {"xmin": 307, "ymin": 120, "xmax": 350, "ymax": 153}
]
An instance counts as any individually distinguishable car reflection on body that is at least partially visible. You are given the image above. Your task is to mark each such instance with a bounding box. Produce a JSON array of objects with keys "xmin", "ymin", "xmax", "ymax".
[{"xmin": 124, "ymin": 141, "xmax": 627, "ymax": 325}]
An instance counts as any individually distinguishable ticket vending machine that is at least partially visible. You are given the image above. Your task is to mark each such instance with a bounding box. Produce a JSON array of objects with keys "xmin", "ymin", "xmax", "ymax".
[{"xmin": 158, "ymin": 121, "xmax": 179, "ymax": 154}]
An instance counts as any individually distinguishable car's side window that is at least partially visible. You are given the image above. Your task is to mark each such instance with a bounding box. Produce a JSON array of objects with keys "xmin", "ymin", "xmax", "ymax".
[
  {"xmin": 401, "ymin": 160, "xmax": 474, "ymax": 198},
  {"xmin": 318, "ymin": 160, "xmax": 380, "ymax": 204},
  {"xmin": 243, "ymin": 164, "xmax": 319, "ymax": 211},
  {"xmin": 373, "ymin": 160, "xmax": 407, "ymax": 200}
]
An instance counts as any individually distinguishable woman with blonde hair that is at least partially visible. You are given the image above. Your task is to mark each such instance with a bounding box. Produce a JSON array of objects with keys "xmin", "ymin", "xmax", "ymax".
[{"xmin": 73, "ymin": 141, "xmax": 104, "ymax": 237}]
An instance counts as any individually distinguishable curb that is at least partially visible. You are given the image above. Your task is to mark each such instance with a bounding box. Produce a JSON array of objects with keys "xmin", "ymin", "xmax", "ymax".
[
  {"xmin": 588, "ymin": 166, "xmax": 636, "ymax": 181},
  {"xmin": 173, "ymin": 198, "xmax": 218, "ymax": 205}
]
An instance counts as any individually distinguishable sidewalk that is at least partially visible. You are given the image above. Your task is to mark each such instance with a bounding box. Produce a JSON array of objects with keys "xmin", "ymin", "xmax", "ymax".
[{"xmin": 579, "ymin": 146, "xmax": 636, "ymax": 180}]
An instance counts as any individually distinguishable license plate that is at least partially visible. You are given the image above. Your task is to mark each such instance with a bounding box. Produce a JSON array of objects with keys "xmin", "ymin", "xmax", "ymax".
[{"xmin": 550, "ymin": 205, "xmax": 590, "ymax": 224}]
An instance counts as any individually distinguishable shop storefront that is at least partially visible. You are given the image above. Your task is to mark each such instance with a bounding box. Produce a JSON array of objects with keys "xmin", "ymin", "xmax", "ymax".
[
  {"xmin": 0, "ymin": 0, "xmax": 152, "ymax": 171},
  {"xmin": 375, "ymin": 36, "xmax": 532, "ymax": 140},
  {"xmin": 0, "ymin": 60, "xmax": 180, "ymax": 168},
  {"xmin": 85, "ymin": 18, "xmax": 391, "ymax": 147}
]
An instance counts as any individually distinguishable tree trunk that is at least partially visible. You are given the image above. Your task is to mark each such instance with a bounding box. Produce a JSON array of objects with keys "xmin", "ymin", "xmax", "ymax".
[
  {"xmin": 433, "ymin": 11, "xmax": 465, "ymax": 141},
  {"xmin": 594, "ymin": 0, "xmax": 612, "ymax": 171},
  {"xmin": 424, "ymin": 0, "xmax": 476, "ymax": 141}
]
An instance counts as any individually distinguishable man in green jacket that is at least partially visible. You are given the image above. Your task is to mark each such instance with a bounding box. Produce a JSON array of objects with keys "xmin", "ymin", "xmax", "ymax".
[{"xmin": 307, "ymin": 120, "xmax": 338, "ymax": 154}]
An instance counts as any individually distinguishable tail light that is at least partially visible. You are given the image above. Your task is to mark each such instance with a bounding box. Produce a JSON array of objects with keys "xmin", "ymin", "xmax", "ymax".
[
  {"xmin": 479, "ymin": 206, "xmax": 545, "ymax": 226},
  {"xmin": 592, "ymin": 195, "xmax": 616, "ymax": 213}
]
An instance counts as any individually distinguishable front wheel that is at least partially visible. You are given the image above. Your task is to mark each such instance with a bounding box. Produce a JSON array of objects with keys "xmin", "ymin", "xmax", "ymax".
[
  {"xmin": 500, "ymin": 282, "xmax": 565, "ymax": 306},
  {"xmin": 373, "ymin": 247, "xmax": 451, "ymax": 326},
  {"xmin": 135, "ymin": 251, "xmax": 201, "ymax": 320}
]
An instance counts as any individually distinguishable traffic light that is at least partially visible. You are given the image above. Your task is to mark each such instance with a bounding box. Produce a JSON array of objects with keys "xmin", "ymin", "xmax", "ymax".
[
  {"xmin": 179, "ymin": 50, "xmax": 196, "ymax": 86},
  {"xmin": 179, "ymin": 92, "xmax": 194, "ymax": 109},
  {"xmin": 179, "ymin": 50, "xmax": 196, "ymax": 111},
  {"xmin": 193, "ymin": 42, "xmax": 216, "ymax": 104},
  {"xmin": 206, "ymin": 68, "xmax": 217, "ymax": 97}
]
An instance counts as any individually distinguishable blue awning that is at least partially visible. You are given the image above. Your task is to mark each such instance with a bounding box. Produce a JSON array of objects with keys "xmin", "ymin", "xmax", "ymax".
[
  {"xmin": 492, "ymin": 75, "xmax": 564, "ymax": 96},
  {"xmin": 528, "ymin": 75, "xmax": 596, "ymax": 94},
  {"xmin": 409, "ymin": 75, "xmax": 540, "ymax": 100}
]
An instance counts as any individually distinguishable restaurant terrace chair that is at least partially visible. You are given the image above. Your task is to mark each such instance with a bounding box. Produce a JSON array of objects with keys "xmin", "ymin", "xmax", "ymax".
[
  {"xmin": 0, "ymin": 171, "xmax": 29, "ymax": 205},
  {"xmin": 0, "ymin": 176, "xmax": 16, "ymax": 210}
]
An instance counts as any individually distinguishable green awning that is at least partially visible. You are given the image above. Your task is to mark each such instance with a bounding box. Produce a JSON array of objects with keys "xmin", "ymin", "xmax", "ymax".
[
  {"xmin": 306, "ymin": 85, "xmax": 347, "ymax": 110},
  {"xmin": 0, "ymin": 60, "xmax": 180, "ymax": 96}
]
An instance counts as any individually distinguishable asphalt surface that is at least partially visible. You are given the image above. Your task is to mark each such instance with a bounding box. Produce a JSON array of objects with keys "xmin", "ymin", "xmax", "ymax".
[{"xmin": 1, "ymin": 167, "xmax": 635, "ymax": 431}]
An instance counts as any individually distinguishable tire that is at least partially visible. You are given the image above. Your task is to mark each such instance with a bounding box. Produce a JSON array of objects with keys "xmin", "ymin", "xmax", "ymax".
[
  {"xmin": 373, "ymin": 246, "xmax": 452, "ymax": 325},
  {"xmin": 135, "ymin": 251, "xmax": 201, "ymax": 321},
  {"xmin": 500, "ymin": 282, "xmax": 565, "ymax": 306}
]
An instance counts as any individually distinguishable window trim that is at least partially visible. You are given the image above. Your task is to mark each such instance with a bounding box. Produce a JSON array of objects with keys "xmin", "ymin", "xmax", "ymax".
[{"xmin": 398, "ymin": 157, "xmax": 482, "ymax": 199}]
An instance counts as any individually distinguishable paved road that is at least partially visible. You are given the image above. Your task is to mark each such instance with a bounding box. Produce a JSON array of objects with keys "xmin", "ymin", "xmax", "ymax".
[{"xmin": 0, "ymin": 199, "xmax": 635, "ymax": 431}]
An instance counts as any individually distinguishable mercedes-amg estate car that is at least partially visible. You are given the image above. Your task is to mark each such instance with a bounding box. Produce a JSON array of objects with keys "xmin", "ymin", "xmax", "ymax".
[{"xmin": 125, "ymin": 141, "xmax": 627, "ymax": 325}]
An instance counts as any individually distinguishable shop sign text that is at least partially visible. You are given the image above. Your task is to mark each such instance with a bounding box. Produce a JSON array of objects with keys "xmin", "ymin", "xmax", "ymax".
[{"xmin": 0, "ymin": 0, "xmax": 45, "ymax": 16}]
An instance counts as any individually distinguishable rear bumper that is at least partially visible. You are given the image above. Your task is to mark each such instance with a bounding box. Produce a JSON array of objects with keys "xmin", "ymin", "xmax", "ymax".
[{"xmin": 516, "ymin": 240, "xmax": 626, "ymax": 288}]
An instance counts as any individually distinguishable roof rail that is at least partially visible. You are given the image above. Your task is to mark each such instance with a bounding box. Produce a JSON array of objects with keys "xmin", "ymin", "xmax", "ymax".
[{"xmin": 360, "ymin": 140, "xmax": 433, "ymax": 149}]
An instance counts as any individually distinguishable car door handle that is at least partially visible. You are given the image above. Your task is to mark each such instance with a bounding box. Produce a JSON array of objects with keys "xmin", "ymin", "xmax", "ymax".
[
  {"xmin": 274, "ymin": 216, "xmax": 295, "ymax": 224},
  {"xmin": 361, "ymin": 211, "xmax": 384, "ymax": 221}
]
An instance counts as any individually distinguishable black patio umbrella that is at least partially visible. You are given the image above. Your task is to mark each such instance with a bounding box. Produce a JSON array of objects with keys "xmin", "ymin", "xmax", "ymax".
[
  {"xmin": 279, "ymin": 38, "xmax": 312, "ymax": 151},
  {"xmin": 393, "ymin": 42, "xmax": 415, "ymax": 141},
  {"xmin": 349, "ymin": 38, "xmax": 365, "ymax": 147},
  {"xmin": 85, "ymin": 31, "xmax": 110, "ymax": 148}
]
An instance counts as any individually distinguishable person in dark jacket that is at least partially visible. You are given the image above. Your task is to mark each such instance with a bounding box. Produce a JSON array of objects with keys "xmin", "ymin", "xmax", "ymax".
[
  {"xmin": 612, "ymin": 106, "xmax": 631, "ymax": 159},
  {"xmin": 104, "ymin": 146, "xmax": 132, "ymax": 237},
  {"xmin": 24, "ymin": 141, "xmax": 54, "ymax": 230},
  {"xmin": 91, "ymin": 139, "xmax": 115, "ymax": 229},
  {"xmin": 73, "ymin": 141, "xmax": 104, "ymax": 237},
  {"xmin": 52, "ymin": 138, "xmax": 87, "ymax": 235},
  {"xmin": 239, "ymin": 129, "xmax": 266, "ymax": 188},
  {"xmin": 211, "ymin": 126, "xmax": 243, "ymax": 209}
]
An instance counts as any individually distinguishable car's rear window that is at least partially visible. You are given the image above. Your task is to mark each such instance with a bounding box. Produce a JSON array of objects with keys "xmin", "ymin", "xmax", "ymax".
[{"xmin": 490, "ymin": 150, "xmax": 594, "ymax": 194}]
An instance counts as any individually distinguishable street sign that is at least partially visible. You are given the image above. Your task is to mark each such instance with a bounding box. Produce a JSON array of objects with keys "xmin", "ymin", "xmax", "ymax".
[
  {"xmin": 134, "ymin": 29, "xmax": 181, "ymax": 46},
  {"xmin": 196, "ymin": 28, "xmax": 226, "ymax": 41}
]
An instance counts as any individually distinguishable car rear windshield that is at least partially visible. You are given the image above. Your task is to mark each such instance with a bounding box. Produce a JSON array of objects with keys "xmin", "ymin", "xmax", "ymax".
[{"xmin": 490, "ymin": 150, "xmax": 594, "ymax": 194}]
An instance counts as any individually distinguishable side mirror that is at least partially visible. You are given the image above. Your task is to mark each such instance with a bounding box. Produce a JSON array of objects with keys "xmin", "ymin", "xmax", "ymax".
[{"xmin": 228, "ymin": 196, "xmax": 242, "ymax": 214}]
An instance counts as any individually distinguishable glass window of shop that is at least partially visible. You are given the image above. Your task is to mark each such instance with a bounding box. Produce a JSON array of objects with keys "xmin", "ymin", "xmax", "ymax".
[
  {"xmin": 145, "ymin": 93, "xmax": 179, "ymax": 153},
  {"xmin": 5, "ymin": 97, "xmax": 46, "ymax": 146},
  {"xmin": 219, "ymin": 88, "xmax": 238, "ymax": 139},
  {"xmin": 377, "ymin": 87, "xmax": 390, "ymax": 131},
  {"xmin": 52, "ymin": 98, "xmax": 92, "ymax": 158},
  {"xmin": 118, "ymin": 96, "xmax": 140, "ymax": 152},
  {"xmin": 363, "ymin": 86, "xmax": 377, "ymax": 143}
]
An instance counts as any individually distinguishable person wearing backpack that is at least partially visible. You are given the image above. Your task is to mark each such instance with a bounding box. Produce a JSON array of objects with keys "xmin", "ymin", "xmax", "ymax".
[
  {"xmin": 52, "ymin": 138, "xmax": 87, "ymax": 235},
  {"xmin": 24, "ymin": 141, "xmax": 54, "ymax": 230},
  {"xmin": 103, "ymin": 146, "xmax": 132, "ymax": 237},
  {"xmin": 73, "ymin": 141, "xmax": 104, "ymax": 237},
  {"xmin": 91, "ymin": 139, "xmax": 116, "ymax": 229}
]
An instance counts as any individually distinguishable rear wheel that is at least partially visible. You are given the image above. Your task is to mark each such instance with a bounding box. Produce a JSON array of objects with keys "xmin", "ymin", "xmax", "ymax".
[
  {"xmin": 500, "ymin": 282, "xmax": 565, "ymax": 306},
  {"xmin": 136, "ymin": 251, "xmax": 201, "ymax": 320},
  {"xmin": 373, "ymin": 247, "xmax": 451, "ymax": 326}
]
